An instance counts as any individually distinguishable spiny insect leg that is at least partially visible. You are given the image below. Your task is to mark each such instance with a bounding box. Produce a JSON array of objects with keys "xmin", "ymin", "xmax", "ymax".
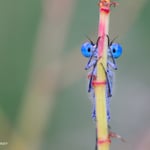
[
  {"xmin": 100, "ymin": 63, "xmax": 112, "ymax": 97},
  {"xmin": 88, "ymin": 60, "xmax": 98, "ymax": 92}
]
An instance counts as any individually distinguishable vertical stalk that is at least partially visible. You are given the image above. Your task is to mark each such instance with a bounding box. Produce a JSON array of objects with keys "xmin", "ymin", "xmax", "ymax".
[{"xmin": 95, "ymin": 0, "xmax": 117, "ymax": 150}]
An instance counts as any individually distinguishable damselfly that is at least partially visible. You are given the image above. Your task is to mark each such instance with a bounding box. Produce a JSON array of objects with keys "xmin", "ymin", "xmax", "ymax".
[{"xmin": 81, "ymin": 35, "xmax": 122, "ymax": 121}]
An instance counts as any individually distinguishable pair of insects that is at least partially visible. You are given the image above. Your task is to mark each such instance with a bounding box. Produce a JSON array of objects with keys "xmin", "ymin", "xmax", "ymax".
[{"xmin": 81, "ymin": 35, "xmax": 122, "ymax": 121}]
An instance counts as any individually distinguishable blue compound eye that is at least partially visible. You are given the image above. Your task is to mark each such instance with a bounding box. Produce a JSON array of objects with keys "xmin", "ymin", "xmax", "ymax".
[
  {"xmin": 110, "ymin": 43, "xmax": 123, "ymax": 58},
  {"xmin": 81, "ymin": 42, "xmax": 93, "ymax": 58}
]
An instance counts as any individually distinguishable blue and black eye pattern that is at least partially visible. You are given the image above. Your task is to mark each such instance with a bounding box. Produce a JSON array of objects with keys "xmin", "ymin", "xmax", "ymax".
[
  {"xmin": 81, "ymin": 42, "xmax": 94, "ymax": 58},
  {"xmin": 109, "ymin": 43, "xmax": 123, "ymax": 59}
]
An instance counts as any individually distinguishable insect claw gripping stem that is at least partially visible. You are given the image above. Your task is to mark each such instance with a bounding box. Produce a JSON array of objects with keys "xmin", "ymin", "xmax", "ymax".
[
  {"xmin": 96, "ymin": 36, "xmax": 101, "ymax": 49},
  {"xmin": 100, "ymin": 62, "xmax": 112, "ymax": 97}
]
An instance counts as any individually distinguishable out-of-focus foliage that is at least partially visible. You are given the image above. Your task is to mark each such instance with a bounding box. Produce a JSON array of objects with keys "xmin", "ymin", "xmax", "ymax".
[{"xmin": 0, "ymin": 0, "xmax": 150, "ymax": 150}]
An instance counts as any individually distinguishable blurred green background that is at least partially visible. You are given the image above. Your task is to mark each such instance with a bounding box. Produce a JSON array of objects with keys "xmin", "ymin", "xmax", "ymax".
[{"xmin": 0, "ymin": 0, "xmax": 150, "ymax": 150}]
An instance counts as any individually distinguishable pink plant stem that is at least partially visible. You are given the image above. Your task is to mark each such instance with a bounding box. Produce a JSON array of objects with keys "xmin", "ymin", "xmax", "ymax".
[{"xmin": 95, "ymin": 1, "xmax": 117, "ymax": 150}]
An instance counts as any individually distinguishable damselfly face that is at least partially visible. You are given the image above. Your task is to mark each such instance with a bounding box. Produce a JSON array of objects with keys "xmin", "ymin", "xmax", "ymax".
[
  {"xmin": 109, "ymin": 43, "xmax": 123, "ymax": 59},
  {"xmin": 81, "ymin": 42, "xmax": 95, "ymax": 58}
]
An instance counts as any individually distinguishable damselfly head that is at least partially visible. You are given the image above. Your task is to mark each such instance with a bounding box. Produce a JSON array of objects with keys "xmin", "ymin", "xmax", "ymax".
[
  {"xmin": 81, "ymin": 42, "xmax": 95, "ymax": 58},
  {"xmin": 109, "ymin": 43, "xmax": 122, "ymax": 59}
]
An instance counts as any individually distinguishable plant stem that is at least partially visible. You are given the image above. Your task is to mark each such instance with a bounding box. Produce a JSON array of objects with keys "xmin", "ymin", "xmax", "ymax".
[{"xmin": 95, "ymin": 1, "xmax": 114, "ymax": 150}]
